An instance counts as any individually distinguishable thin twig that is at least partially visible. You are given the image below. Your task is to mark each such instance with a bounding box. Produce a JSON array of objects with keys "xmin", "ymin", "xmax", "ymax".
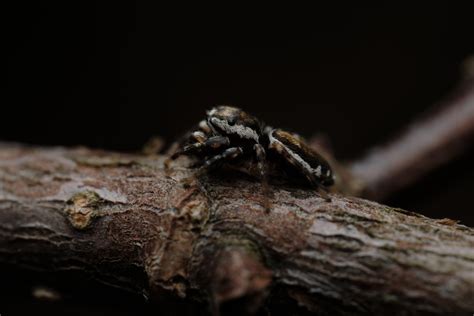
[{"xmin": 349, "ymin": 68, "xmax": 474, "ymax": 200}]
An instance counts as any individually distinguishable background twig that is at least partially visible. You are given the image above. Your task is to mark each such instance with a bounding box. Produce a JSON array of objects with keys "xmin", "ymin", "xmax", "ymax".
[{"xmin": 349, "ymin": 71, "xmax": 474, "ymax": 200}]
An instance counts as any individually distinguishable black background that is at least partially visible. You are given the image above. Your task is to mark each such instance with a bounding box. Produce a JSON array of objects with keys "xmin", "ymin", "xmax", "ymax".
[{"xmin": 2, "ymin": 3, "xmax": 474, "ymax": 315}]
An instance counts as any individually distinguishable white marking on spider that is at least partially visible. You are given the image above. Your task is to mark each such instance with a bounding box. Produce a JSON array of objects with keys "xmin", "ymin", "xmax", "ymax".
[
  {"xmin": 207, "ymin": 108, "xmax": 218, "ymax": 116},
  {"xmin": 211, "ymin": 117, "xmax": 260, "ymax": 142},
  {"xmin": 199, "ymin": 120, "xmax": 211, "ymax": 132},
  {"xmin": 192, "ymin": 131, "xmax": 206, "ymax": 143},
  {"xmin": 268, "ymin": 130, "xmax": 323, "ymax": 179},
  {"xmin": 314, "ymin": 165, "xmax": 322, "ymax": 177}
]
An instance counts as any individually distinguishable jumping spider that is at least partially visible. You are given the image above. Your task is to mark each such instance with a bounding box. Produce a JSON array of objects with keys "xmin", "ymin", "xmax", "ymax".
[{"xmin": 166, "ymin": 106, "xmax": 335, "ymax": 201}]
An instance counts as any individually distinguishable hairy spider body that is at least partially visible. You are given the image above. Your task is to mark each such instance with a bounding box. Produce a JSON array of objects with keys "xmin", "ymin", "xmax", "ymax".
[
  {"xmin": 167, "ymin": 106, "xmax": 335, "ymax": 200},
  {"xmin": 268, "ymin": 129, "xmax": 334, "ymax": 187}
]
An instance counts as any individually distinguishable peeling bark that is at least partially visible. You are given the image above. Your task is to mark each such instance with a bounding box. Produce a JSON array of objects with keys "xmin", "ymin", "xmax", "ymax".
[{"xmin": 0, "ymin": 143, "xmax": 473, "ymax": 315}]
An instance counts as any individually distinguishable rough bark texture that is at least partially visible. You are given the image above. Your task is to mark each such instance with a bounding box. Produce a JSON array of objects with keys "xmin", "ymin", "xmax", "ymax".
[{"xmin": 0, "ymin": 143, "xmax": 473, "ymax": 315}]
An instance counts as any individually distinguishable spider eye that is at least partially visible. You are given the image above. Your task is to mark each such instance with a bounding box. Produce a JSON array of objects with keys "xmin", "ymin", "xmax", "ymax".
[{"xmin": 227, "ymin": 116, "xmax": 236, "ymax": 125}]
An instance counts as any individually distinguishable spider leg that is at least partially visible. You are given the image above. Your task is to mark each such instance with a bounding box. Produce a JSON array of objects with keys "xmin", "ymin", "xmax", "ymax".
[
  {"xmin": 268, "ymin": 135, "xmax": 331, "ymax": 201},
  {"xmin": 165, "ymin": 120, "xmax": 215, "ymax": 166},
  {"xmin": 314, "ymin": 182, "xmax": 331, "ymax": 201},
  {"xmin": 173, "ymin": 136, "xmax": 230, "ymax": 159},
  {"xmin": 254, "ymin": 144, "xmax": 266, "ymax": 179},
  {"xmin": 202, "ymin": 146, "xmax": 243, "ymax": 169},
  {"xmin": 164, "ymin": 135, "xmax": 230, "ymax": 171},
  {"xmin": 254, "ymin": 143, "xmax": 272, "ymax": 212},
  {"xmin": 198, "ymin": 119, "xmax": 212, "ymax": 134},
  {"xmin": 181, "ymin": 147, "xmax": 244, "ymax": 185}
]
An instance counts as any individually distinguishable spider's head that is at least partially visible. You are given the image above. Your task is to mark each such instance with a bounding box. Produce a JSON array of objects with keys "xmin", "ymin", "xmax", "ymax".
[{"xmin": 206, "ymin": 106, "xmax": 263, "ymax": 142}]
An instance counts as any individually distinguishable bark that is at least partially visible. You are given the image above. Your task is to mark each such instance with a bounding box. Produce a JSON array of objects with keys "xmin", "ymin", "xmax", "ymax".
[{"xmin": 0, "ymin": 143, "xmax": 473, "ymax": 315}]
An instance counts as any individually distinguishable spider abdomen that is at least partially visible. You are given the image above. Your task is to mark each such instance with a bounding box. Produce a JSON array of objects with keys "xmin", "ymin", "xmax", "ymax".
[{"xmin": 268, "ymin": 129, "xmax": 334, "ymax": 186}]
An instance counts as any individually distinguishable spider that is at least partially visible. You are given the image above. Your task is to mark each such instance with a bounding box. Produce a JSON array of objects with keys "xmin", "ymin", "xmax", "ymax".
[{"xmin": 165, "ymin": 106, "xmax": 335, "ymax": 201}]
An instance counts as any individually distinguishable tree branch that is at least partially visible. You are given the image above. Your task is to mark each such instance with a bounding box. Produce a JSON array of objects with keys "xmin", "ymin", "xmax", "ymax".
[
  {"xmin": 349, "ymin": 67, "xmax": 474, "ymax": 200},
  {"xmin": 0, "ymin": 144, "xmax": 473, "ymax": 315}
]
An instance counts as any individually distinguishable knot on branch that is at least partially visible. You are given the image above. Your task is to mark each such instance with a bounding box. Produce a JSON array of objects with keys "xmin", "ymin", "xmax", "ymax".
[
  {"xmin": 211, "ymin": 247, "xmax": 272, "ymax": 305},
  {"xmin": 195, "ymin": 245, "xmax": 273, "ymax": 315},
  {"xmin": 65, "ymin": 190, "xmax": 103, "ymax": 229}
]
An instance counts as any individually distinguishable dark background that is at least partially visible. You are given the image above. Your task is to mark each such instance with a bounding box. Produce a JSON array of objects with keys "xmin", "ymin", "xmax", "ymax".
[{"xmin": 2, "ymin": 3, "xmax": 474, "ymax": 315}]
